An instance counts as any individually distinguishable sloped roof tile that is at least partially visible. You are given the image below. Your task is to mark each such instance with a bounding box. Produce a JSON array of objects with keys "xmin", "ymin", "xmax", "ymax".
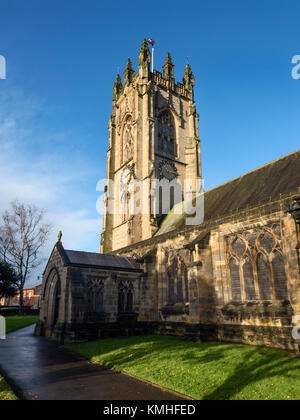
[{"xmin": 157, "ymin": 149, "xmax": 300, "ymax": 235}]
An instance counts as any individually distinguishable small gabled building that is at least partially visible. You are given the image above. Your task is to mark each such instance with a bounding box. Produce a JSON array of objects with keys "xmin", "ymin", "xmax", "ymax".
[{"xmin": 36, "ymin": 242, "xmax": 144, "ymax": 343}]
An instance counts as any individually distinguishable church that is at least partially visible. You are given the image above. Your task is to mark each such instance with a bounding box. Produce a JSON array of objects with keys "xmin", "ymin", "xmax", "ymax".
[{"xmin": 35, "ymin": 40, "xmax": 300, "ymax": 351}]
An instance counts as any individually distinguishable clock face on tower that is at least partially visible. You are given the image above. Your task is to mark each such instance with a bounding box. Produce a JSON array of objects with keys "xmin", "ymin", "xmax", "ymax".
[
  {"xmin": 120, "ymin": 167, "xmax": 131, "ymax": 189},
  {"xmin": 158, "ymin": 160, "xmax": 178, "ymax": 181}
]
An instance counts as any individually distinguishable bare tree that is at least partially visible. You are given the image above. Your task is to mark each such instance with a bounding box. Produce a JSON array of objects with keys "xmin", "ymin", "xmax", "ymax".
[
  {"xmin": 0, "ymin": 201, "xmax": 51, "ymax": 313},
  {"xmin": 0, "ymin": 260, "xmax": 19, "ymax": 300}
]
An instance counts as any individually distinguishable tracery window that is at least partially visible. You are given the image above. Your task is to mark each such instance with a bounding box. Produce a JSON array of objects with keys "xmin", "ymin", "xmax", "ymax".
[
  {"xmin": 158, "ymin": 111, "xmax": 176, "ymax": 156},
  {"xmin": 121, "ymin": 191, "xmax": 129, "ymax": 223},
  {"xmin": 165, "ymin": 252, "xmax": 190, "ymax": 305},
  {"xmin": 87, "ymin": 278, "xmax": 104, "ymax": 313},
  {"xmin": 229, "ymin": 258, "xmax": 242, "ymax": 302},
  {"xmin": 190, "ymin": 277, "xmax": 198, "ymax": 303},
  {"xmin": 226, "ymin": 226, "xmax": 289, "ymax": 303},
  {"xmin": 243, "ymin": 257, "xmax": 256, "ymax": 300},
  {"xmin": 167, "ymin": 270, "xmax": 175, "ymax": 305},
  {"xmin": 256, "ymin": 253, "xmax": 271, "ymax": 300},
  {"xmin": 118, "ymin": 281, "xmax": 134, "ymax": 313},
  {"xmin": 272, "ymin": 251, "xmax": 289, "ymax": 300},
  {"xmin": 122, "ymin": 116, "xmax": 133, "ymax": 163},
  {"xmin": 167, "ymin": 257, "xmax": 177, "ymax": 304},
  {"xmin": 182, "ymin": 264, "xmax": 189, "ymax": 303}
]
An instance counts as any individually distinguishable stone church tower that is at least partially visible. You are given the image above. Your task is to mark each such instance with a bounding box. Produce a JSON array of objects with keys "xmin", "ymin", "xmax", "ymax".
[
  {"xmin": 37, "ymin": 39, "xmax": 300, "ymax": 350},
  {"xmin": 101, "ymin": 39, "xmax": 202, "ymax": 253}
]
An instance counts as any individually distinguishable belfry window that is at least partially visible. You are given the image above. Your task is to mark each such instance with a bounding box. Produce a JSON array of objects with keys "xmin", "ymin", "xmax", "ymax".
[{"xmin": 158, "ymin": 111, "xmax": 176, "ymax": 156}]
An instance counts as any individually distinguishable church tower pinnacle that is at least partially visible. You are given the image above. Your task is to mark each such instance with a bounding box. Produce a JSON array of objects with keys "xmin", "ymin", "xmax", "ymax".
[
  {"xmin": 124, "ymin": 59, "xmax": 135, "ymax": 86},
  {"xmin": 101, "ymin": 40, "xmax": 202, "ymax": 253},
  {"xmin": 112, "ymin": 74, "xmax": 123, "ymax": 102},
  {"xmin": 163, "ymin": 52, "xmax": 174, "ymax": 80},
  {"xmin": 183, "ymin": 63, "xmax": 195, "ymax": 95},
  {"xmin": 138, "ymin": 38, "xmax": 151, "ymax": 76}
]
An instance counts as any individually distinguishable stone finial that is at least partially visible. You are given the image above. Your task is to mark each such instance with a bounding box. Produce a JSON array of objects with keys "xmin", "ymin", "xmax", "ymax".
[
  {"xmin": 163, "ymin": 53, "xmax": 174, "ymax": 80},
  {"xmin": 183, "ymin": 63, "xmax": 195, "ymax": 92},
  {"xmin": 287, "ymin": 198, "xmax": 300, "ymax": 224},
  {"xmin": 57, "ymin": 231, "xmax": 62, "ymax": 243},
  {"xmin": 287, "ymin": 198, "xmax": 300, "ymax": 250},
  {"xmin": 113, "ymin": 74, "xmax": 123, "ymax": 101},
  {"xmin": 138, "ymin": 39, "xmax": 151, "ymax": 68},
  {"xmin": 124, "ymin": 58, "xmax": 135, "ymax": 86}
]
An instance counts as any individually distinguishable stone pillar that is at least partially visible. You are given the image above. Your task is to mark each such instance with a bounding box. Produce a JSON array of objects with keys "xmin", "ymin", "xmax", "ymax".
[
  {"xmin": 157, "ymin": 246, "xmax": 169, "ymax": 309},
  {"xmin": 287, "ymin": 198, "xmax": 300, "ymax": 317}
]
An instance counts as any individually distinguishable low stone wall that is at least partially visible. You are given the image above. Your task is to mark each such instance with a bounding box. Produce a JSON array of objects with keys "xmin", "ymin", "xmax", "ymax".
[
  {"xmin": 35, "ymin": 318, "xmax": 300, "ymax": 352},
  {"xmin": 216, "ymin": 324, "xmax": 299, "ymax": 351},
  {"xmin": 154, "ymin": 321, "xmax": 299, "ymax": 351}
]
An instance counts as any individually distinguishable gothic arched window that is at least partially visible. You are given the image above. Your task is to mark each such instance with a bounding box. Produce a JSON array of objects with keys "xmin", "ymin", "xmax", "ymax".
[
  {"xmin": 229, "ymin": 258, "xmax": 242, "ymax": 301},
  {"xmin": 122, "ymin": 117, "xmax": 133, "ymax": 163},
  {"xmin": 243, "ymin": 257, "xmax": 256, "ymax": 300},
  {"xmin": 87, "ymin": 279, "xmax": 104, "ymax": 313},
  {"xmin": 118, "ymin": 281, "xmax": 134, "ymax": 313},
  {"xmin": 183, "ymin": 264, "xmax": 189, "ymax": 303},
  {"xmin": 190, "ymin": 278, "xmax": 198, "ymax": 303},
  {"xmin": 257, "ymin": 253, "xmax": 271, "ymax": 300},
  {"xmin": 158, "ymin": 111, "xmax": 176, "ymax": 156},
  {"xmin": 272, "ymin": 251, "xmax": 289, "ymax": 300},
  {"xmin": 118, "ymin": 287, "xmax": 125, "ymax": 313},
  {"xmin": 167, "ymin": 271, "xmax": 175, "ymax": 304},
  {"xmin": 121, "ymin": 191, "xmax": 129, "ymax": 222},
  {"xmin": 126, "ymin": 288, "xmax": 133, "ymax": 312}
]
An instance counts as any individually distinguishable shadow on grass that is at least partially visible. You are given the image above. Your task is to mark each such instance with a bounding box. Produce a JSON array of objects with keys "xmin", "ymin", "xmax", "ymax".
[
  {"xmin": 69, "ymin": 335, "xmax": 300, "ymax": 400},
  {"xmin": 202, "ymin": 346, "xmax": 300, "ymax": 400}
]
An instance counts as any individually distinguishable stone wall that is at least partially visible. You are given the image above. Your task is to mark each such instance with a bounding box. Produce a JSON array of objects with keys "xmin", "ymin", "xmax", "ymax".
[
  {"xmin": 114, "ymin": 192, "xmax": 300, "ymax": 350},
  {"xmin": 37, "ymin": 192, "xmax": 300, "ymax": 350}
]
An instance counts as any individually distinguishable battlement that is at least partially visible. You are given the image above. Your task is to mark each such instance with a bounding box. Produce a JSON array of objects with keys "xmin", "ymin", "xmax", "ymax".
[
  {"xmin": 151, "ymin": 70, "xmax": 193, "ymax": 100},
  {"xmin": 112, "ymin": 39, "xmax": 195, "ymax": 104}
]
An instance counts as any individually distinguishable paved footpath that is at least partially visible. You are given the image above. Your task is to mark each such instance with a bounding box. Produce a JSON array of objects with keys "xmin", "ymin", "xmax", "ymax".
[{"xmin": 0, "ymin": 325, "xmax": 182, "ymax": 400}]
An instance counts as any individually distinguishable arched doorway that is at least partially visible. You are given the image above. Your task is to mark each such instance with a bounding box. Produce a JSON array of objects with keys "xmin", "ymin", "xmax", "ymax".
[
  {"xmin": 52, "ymin": 279, "xmax": 61, "ymax": 326},
  {"xmin": 43, "ymin": 269, "xmax": 61, "ymax": 330}
]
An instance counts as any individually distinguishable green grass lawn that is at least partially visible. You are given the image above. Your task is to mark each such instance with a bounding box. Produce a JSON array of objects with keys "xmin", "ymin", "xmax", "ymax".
[
  {"xmin": 5, "ymin": 315, "xmax": 39, "ymax": 334},
  {"xmin": 0, "ymin": 315, "xmax": 39, "ymax": 400},
  {"xmin": 67, "ymin": 335, "xmax": 300, "ymax": 400}
]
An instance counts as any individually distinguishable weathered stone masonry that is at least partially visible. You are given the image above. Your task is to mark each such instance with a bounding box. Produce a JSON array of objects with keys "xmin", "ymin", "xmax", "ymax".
[
  {"xmin": 112, "ymin": 185, "xmax": 300, "ymax": 350},
  {"xmin": 36, "ymin": 40, "xmax": 300, "ymax": 351}
]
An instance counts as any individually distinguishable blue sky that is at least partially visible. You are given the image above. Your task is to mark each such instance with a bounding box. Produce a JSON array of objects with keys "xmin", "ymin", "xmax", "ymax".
[{"xmin": 0, "ymin": 0, "xmax": 300, "ymax": 284}]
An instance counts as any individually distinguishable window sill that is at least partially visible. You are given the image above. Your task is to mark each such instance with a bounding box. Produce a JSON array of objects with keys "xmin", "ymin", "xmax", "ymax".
[
  {"xmin": 114, "ymin": 158, "xmax": 133, "ymax": 174},
  {"xmin": 155, "ymin": 152, "xmax": 186, "ymax": 166}
]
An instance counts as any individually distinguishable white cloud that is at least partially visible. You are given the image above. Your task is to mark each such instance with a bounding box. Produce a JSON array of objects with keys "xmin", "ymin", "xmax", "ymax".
[{"xmin": 0, "ymin": 87, "xmax": 102, "ymax": 286}]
